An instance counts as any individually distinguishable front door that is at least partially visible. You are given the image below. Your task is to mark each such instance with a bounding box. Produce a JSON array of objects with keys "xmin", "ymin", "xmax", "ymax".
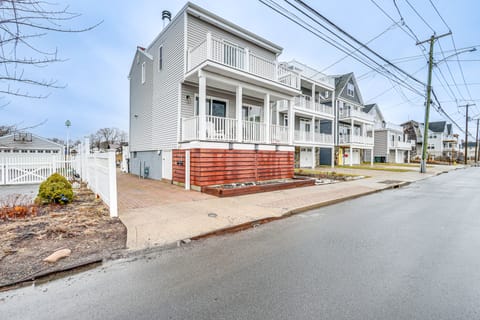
[
  {"xmin": 300, "ymin": 147, "xmax": 312, "ymax": 167},
  {"xmin": 161, "ymin": 150, "xmax": 172, "ymax": 180},
  {"xmin": 300, "ymin": 119, "xmax": 311, "ymax": 141}
]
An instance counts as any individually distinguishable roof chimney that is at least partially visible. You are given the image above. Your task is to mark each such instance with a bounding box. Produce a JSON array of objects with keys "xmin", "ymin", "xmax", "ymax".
[{"xmin": 162, "ymin": 10, "xmax": 172, "ymax": 29}]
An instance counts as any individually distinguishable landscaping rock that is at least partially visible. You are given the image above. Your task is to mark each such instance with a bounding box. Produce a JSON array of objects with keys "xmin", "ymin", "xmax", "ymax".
[{"xmin": 43, "ymin": 248, "xmax": 71, "ymax": 263}]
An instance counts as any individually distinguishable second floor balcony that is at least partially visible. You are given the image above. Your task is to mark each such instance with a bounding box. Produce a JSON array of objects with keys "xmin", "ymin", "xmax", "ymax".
[
  {"xmin": 339, "ymin": 108, "xmax": 374, "ymax": 123},
  {"xmin": 390, "ymin": 140, "xmax": 414, "ymax": 150},
  {"xmin": 339, "ymin": 134, "xmax": 374, "ymax": 146},
  {"xmin": 293, "ymin": 95, "xmax": 333, "ymax": 116},
  {"xmin": 294, "ymin": 130, "xmax": 333, "ymax": 145},
  {"xmin": 187, "ymin": 33, "xmax": 300, "ymax": 90}
]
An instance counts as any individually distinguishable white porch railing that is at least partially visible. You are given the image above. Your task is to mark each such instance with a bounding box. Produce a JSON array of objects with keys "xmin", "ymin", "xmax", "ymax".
[
  {"xmin": 294, "ymin": 130, "xmax": 333, "ymax": 144},
  {"xmin": 339, "ymin": 108, "xmax": 374, "ymax": 122},
  {"xmin": 188, "ymin": 35, "xmax": 300, "ymax": 89},
  {"xmin": 393, "ymin": 140, "xmax": 413, "ymax": 149},
  {"xmin": 181, "ymin": 116, "xmax": 289, "ymax": 144},
  {"xmin": 339, "ymin": 135, "xmax": 374, "ymax": 145},
  {"xmin": 293, "ymin": 95, "xmax": 333, "ymax": 115},
  {"xmin": 270, "ymin": 125, "xmax": 289, "ymax": 144},
  {"xmin": 243, "ymin": 120, "xmax": 266, "ymax": 143}
]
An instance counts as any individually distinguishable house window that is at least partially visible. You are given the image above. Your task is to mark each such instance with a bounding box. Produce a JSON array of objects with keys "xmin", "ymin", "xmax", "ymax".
[
  {"xmin": 242, "ymin": 104, "xmax": 262, "ymax": 122},
  {"xmin": 283, "ymin": 115, "xmax": 288, "ymax": 127},
  {"xmin": 195, "ymin": 96, "xmax": 227, "ymax": 117},
  {"xmin": 347, "ymin": 83, "xmax": 355, "ymax": 97},
  {"xmin": 141, "ymin": 62, "xmax": 146, "ymax": 84},
  {"xmin": 158, "ymin": 45, "xmax": 163, "ymax": 71}
]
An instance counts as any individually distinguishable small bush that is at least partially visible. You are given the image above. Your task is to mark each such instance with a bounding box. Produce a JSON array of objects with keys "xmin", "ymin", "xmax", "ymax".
[{"xmin": 36, "ymin": 173, "xmax": 73, "ymax": 205}]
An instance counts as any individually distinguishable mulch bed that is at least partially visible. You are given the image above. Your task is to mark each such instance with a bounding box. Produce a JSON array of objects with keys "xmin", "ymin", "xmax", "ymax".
[{"xmin": 0, "ymin": 185, "xmax": 126, "ymax": 288}]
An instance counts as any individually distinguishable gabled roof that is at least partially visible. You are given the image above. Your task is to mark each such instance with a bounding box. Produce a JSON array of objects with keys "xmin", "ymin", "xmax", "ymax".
[
  {"xmin": 0, "ymin": 133, "xmax": 64, "ymax": 150},
  {"xmin": 364, "ymin": 103, "xmax": 385, "ymax": 122},
  {"xmin": 127, "ymin": 47, "xmax": 153, "ymax": 79},
  {"xmin": 428, "ymin": 121, "xmax": 447, "ymax": 133},
  {"xmin": 334, "ymin": 72, "xmax": 364, "ymax": 105}
]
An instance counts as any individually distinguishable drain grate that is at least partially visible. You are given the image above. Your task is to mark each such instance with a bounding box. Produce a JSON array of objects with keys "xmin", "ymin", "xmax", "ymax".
[{"xmin": 378, "ymin": 180, "xmax": 404, "ymax": 184}]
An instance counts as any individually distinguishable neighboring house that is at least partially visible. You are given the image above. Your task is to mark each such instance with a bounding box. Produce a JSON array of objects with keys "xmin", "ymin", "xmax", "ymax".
[
  {"xmin": 323, "ymin": 73, "xmax": 374, "ymax": 165},
  {"xmin": 276, "ymin": 60, "xmax": 336, "ymax": 168},
  {"xmin": 364, "ymin": 104, "xmax": 412, "ymax": 163},
  {"xmin": 128, "ymin": 2, "xmax": 302, "ymax": 189},
  {"xmin": 459, "ymin": 141, "xmax": 477, "ymax": 161},
  {"xmin": 402, "ymin": 120, "xmax": 458, "ymax": 160},
  {"xmin": 0, "ymin": 132, "xmax": 64, "ymax": 159}
]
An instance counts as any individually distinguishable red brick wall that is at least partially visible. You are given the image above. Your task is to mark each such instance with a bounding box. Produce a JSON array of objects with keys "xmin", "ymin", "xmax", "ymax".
[{"xmin": 173, "ymin": 148, "xmax": 294, "ymax": 187}]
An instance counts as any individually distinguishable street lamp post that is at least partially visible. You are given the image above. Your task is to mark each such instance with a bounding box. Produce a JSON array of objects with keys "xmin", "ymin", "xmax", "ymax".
[{"xmin": 65, "ymin": 120, "xmax": 71, "ymax": 159}]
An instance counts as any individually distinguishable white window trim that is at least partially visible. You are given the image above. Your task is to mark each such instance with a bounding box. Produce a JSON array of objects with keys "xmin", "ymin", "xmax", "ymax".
[
  {"xmin": 158, "ymin": 45, "xmax": 164, "ymax": 71},
  {"xmin": 141, "ymin": 62, "xmax": 146, "ymax": 84},
  {"xmin": 347, "ymin": 83, "xmax": 355, "ymax": 97},
  {"xmin": 193, "ymin": 94, "xmax": 230, "ymax": 116}
]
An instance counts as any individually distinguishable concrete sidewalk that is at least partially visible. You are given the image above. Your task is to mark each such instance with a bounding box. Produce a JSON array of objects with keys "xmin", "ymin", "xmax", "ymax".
[{"xmin": 119, "ymin": 164, "xmax": 463, "ymax": 250}]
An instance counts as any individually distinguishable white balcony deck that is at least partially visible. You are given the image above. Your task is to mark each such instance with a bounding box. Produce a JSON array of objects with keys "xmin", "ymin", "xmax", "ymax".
[
  {"xmin": 181, "ymin": 116, "xmax": 290, "ymax": 145},
  {"xmin": 187, "ymin": 35, "xmax": 300, "ymax": 90},
  {"xmin": 293, "ymin": 95, "xmax": 333, "ymax": 116},
  {"xmin": 294, "ymin": 130, "xmax": 333, "ymax": 145},
  {"xmin": 391, "ymin": 140, "xmax": 414, "ymax": 150},
  {"xmin": 339, "ymin": 108, "xmax": 374, "ymax": 123},
  {"xmin": 338, "ymin": 135, "xmax": 374, "ymax": 146}
]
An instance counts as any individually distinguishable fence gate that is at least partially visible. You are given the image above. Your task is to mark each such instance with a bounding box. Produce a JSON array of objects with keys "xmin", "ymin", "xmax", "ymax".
[{"xmin": 0, "ymin": 157, "xmax": 75, "ymax": 185}]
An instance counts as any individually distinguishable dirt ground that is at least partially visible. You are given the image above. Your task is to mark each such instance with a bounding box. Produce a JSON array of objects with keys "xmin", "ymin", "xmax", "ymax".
[{"xmin": 0, "ymin": 185, "xmax": 126, "ymax": 288}]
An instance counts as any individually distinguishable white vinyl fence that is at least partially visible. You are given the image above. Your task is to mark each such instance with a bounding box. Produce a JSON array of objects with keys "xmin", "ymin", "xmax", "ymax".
[{"xmin": 0, "ymin": 143, "xmax": 118, "ymax": 217}]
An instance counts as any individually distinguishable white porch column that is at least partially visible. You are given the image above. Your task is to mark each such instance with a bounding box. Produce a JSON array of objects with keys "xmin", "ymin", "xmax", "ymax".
[
  {"xmin": 276, "ymin": 102, "xmax": 280, "ymax": 125},
  {"xmin": 395, "ymin": 148, "xmax": 398, "ymax": 164},
  {"xmin": 264, "ymin": 93, "xmax": 270, "ymax": 143},
  {"xmin": 371, "ymin": 127, "xmax": 375, "ymax": 166},
  {"xmin": 331, "ymin": 146, "xmax": 335, "ymax": 168},
  {"xmin": 288, "ymin": 100, "xmax": 294, "ymax": 144},
  {"xmin": 349, "ymin": 146, "xmax": 353, "ymax": 167},
  {"xmin": 370, "ymin": 148, "xmax": 374, "ymax": 166},
  {"xmin": 312, "ymin": 116, "xmax": 316, "ymax": 143},
  {"xmin": 185, "ymin": 150, "xmax": 190, "ymax": 190},
  {"xmin": 311, "ymin": 83, "xmax": 316, "ymax": 108},
  {"xmin": 198, "ymin": 71, "xmax": 207, "ymax": 140},
  {"xmin": 236, "ymin": 85, "xmax": 243, "ymax": 142},
  {"xmin": 311, "ymin": 147, "xmax": 315, "ymax": 169}
]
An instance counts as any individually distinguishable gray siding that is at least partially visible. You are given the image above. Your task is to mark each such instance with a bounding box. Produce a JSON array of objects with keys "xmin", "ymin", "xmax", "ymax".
[
  {"xmin": 129, "ymin": 151, "xmax": 162, "ymax": 180},
  {"xmin": 148, "ymin": 13, "xmax": 185, "ymax": 150},
  {"xmin": 129, "ymin": 52, "xmax": 153, "ymax": 152},
  {"xmin": 339, "ymin": 79, "xmax": 362, "ymax": 105},
  {"xmin": 374, "ymin": 130, "xmax": 388, "ymax": 157},
  {"xmin": 187, "ymin": 14, "xmax": 275, "ymax": 61}
]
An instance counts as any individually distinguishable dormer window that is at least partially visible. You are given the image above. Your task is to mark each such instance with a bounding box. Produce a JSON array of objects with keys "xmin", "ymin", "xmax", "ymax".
[{"xmin": 347, "ymin": 83, "xmax": 355, "ymax": 97}]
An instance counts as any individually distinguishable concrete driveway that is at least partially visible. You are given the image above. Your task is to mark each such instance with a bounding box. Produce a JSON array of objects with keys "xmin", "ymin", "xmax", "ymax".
[{"xmin": 0, "ymin": 184, "xmax": 39, "ymax": 204}]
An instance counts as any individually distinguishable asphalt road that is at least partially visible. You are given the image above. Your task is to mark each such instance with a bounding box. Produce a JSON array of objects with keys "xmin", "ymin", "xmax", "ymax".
[{"xmin": 1, "ymin": 167, "xmax": 480, "ymax": 320}]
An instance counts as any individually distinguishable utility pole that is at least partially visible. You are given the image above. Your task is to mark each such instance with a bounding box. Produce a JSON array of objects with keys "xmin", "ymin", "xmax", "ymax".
[
  {"xmin": 475, "ymin": 118, "xmax": 479, "ymax": 163},
  {"xmin": 459, "ymin": 104, "xmax": 475, "ymax": 164},
  {"xmin": 416, "ymin": 32, "xmax": 451, "ymax": 173}
]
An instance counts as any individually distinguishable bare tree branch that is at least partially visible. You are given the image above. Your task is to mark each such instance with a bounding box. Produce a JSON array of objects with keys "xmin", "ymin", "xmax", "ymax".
[{"xmin": 0, "ymin": 0, "xmax": 101, "ymax": 99}]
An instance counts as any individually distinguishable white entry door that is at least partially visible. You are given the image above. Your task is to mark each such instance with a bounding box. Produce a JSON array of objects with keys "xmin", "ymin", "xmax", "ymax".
[
  {"xmin": 300, "ymin": 147, "xmax": 312, "ymax": 167},
  {"xmin": 162, "ymin": 150, "xmax": 172, "ymax": 180},
  {"xmin": 299, "ymin": 119, "xmax": 312, "ymax": 141}
]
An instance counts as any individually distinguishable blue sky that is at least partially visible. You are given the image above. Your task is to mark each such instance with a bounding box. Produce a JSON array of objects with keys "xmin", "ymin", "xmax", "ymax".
[{"xmin": 2, "ymin": 0, "xmax": 479, "ymax": 141}]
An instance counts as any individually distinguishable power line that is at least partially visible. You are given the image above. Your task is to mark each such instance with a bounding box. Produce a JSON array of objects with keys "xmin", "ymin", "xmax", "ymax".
[
  {"xmin": 404, "ymin": 0, "xmax": 436, "ymax": 33},
  {"xmin": 258, "ymin": 0, "xmax": 425, "ymax": 96}
]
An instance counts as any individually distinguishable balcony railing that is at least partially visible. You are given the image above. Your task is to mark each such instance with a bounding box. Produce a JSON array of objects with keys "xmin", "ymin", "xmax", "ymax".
[
  {"xmin": 338, "ymin": 135, "xmax": 374, "ymax": 145},
  {"xmin": 392, "ymin": 140, "xmax": 413, "ymax": 149},
  {"xmin": 339, "ymin": 108, "xmax": 374, "ymax": 122},
  {"xmin": 187, "ymin": 35, "xmax": 300, "ymax": 89},
  {"xmin": 294, "ymin": 130, "xmax": 333, "ymax": 144},
  {"xmin": 271, "ymin": 125, "xmax": 289, "ymax": 144},
  {"xmin": 181, "ymin": 116, "xmax": 289, "ymax": 144},
  {"xmin": 293, "ymin": 95, "xmax": 333, "ymax": 115}
]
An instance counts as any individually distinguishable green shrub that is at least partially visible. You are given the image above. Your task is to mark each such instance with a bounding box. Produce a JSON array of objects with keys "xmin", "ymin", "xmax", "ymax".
[{"xmin": 36, "ymin": 173, "xmax": 73, "ymax": 205}]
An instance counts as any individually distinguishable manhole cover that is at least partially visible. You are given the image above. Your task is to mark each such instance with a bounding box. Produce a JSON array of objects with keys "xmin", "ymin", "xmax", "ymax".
[
  {"xmin": 208, "ymin": 213, "xmax": 218, "ymax": 218},
  {"xmin": 378, "ymin": 180, "xmax": 403, "ymax": 184}
]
